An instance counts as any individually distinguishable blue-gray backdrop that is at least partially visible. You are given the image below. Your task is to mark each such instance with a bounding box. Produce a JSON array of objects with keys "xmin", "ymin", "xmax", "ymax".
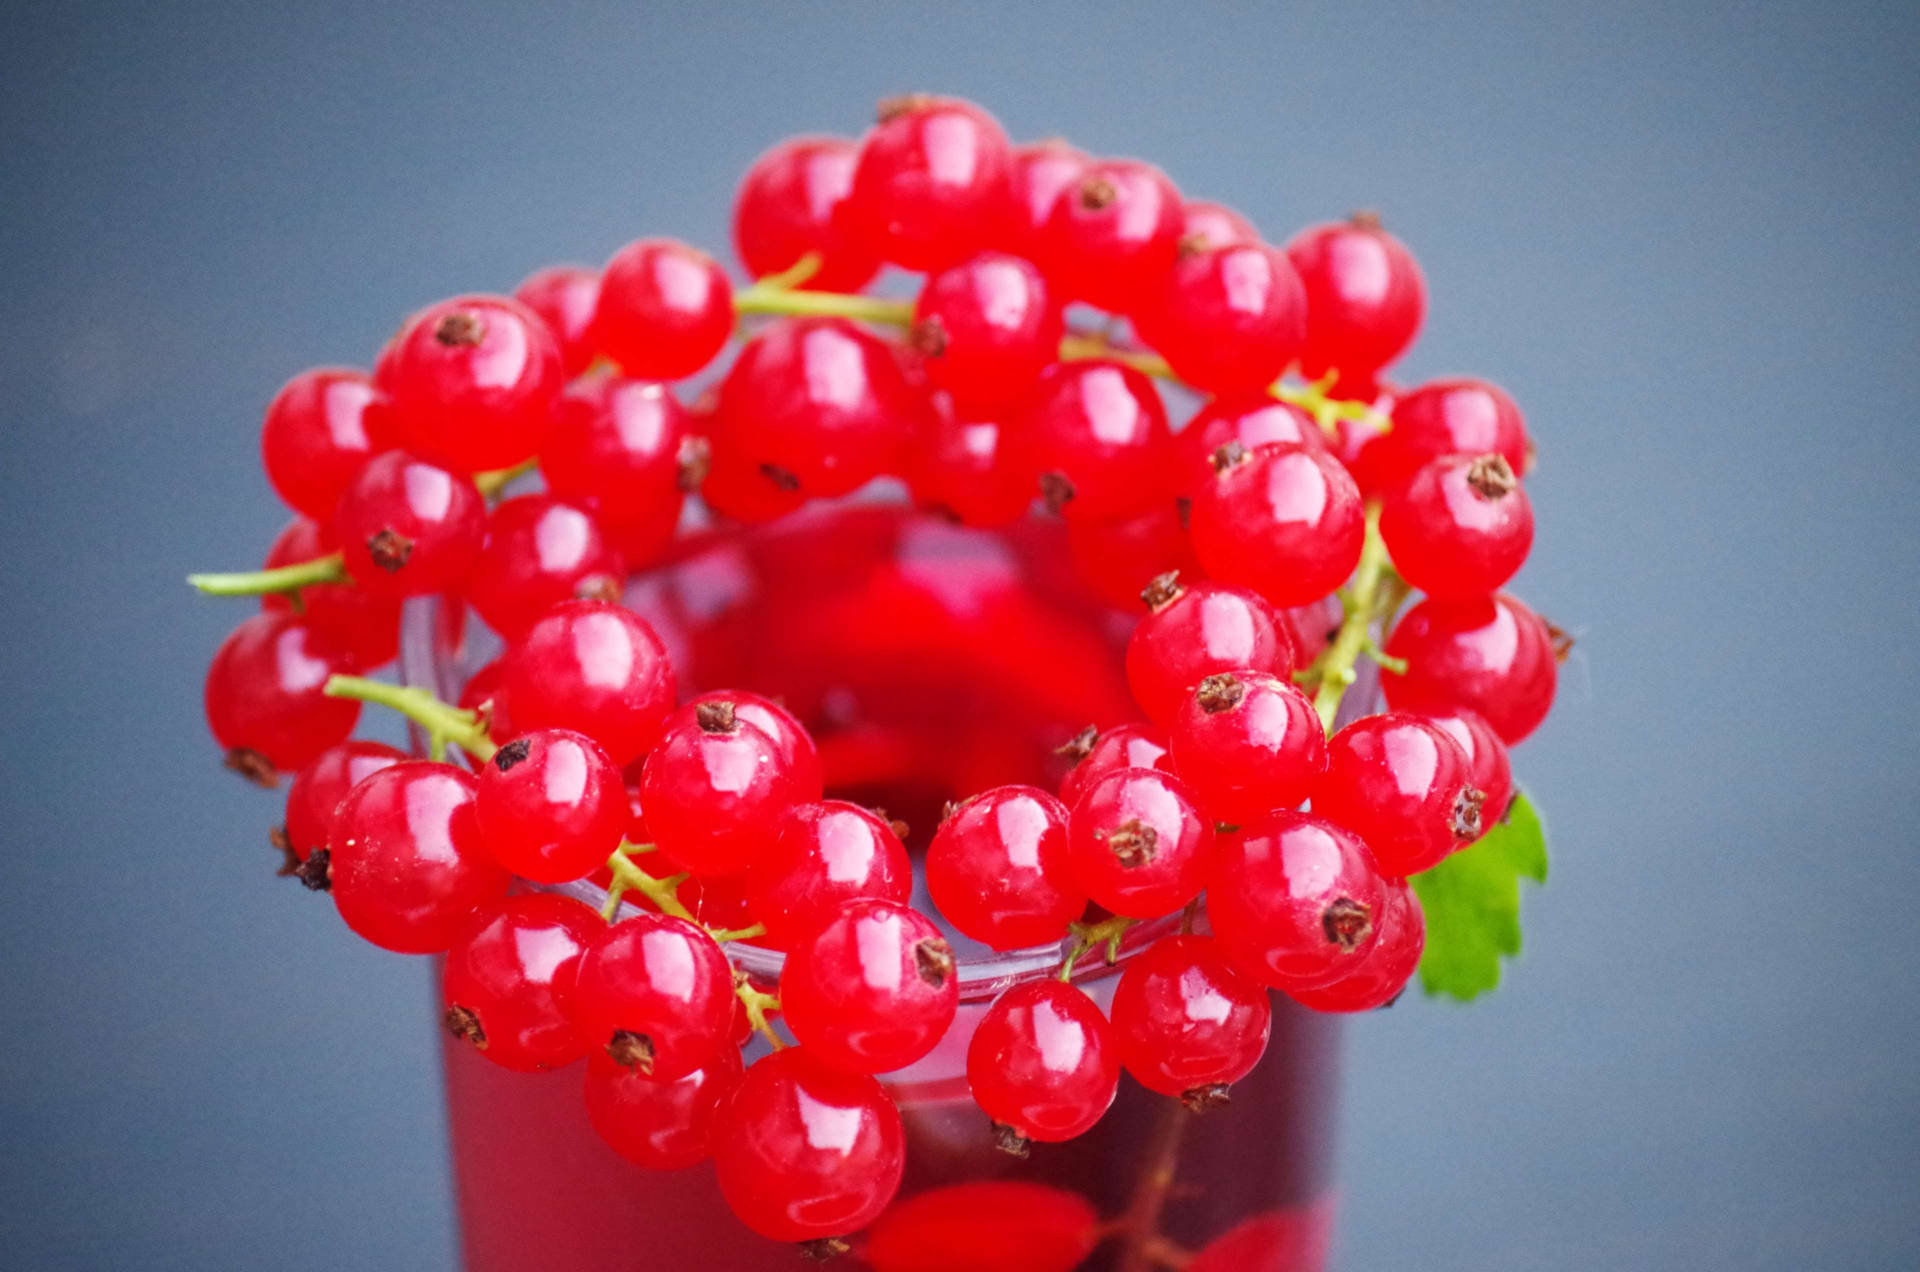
[{"xmin": 3, "ymin": 2, "xmax": 1916, "ymax": 1268}]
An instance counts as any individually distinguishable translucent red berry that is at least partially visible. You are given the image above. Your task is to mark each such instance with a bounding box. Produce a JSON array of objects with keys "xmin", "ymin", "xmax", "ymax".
[
  {"xmin": 1179, "ymin": 200, "xmax": 1261, "ymax": 253},
  {"xmin": 1189, "ymin": 442, "xmax": 1365, "ymax": 606},
  {"xmin": 502, "ymin": 599, "xmax": 676, "ymax": 768},
  {"xmin": 1425, "ymin": 708, "xmax": 1515, "ymax": 830},
  {"xmin": 512, "ymin": 265, "xmax": 601, "ymax": 376},
  {"xmin": 1016, "ymin": 359, "xmax": 1171, "ymax": 522},
  {"xmin": 1315, "ymin": 712, "xmax": 1479, "ymax": 877},
  {"xmin": 1206, "ymin": 809, "xmax": 1387, "ymax": 991},
  {"xmin": 1039, "ymin": 158, "xmax": 1183, "ymax": 313},
  {"xmin": 1382, "ymin": 593, "xmax": 1558, "ymax": 744},
  {"xmin": 440, "ymin": 892, "xmax": 600, "ymax": 1071},
  {"xmin": 375, "ymin": 294, "xmax": 564, "ymax": 472},
  {"xmin": 709, "ymin": 316, "xmax": 918, "ymax": 499},
  {"xmin": 463, "ymin": 495, "xmax": 625, "ymax": 641},
  {"xmin": 582, "ymin": 1044, "xmax": 742, "ymax": 1170},
  {"xmin": 1171, "ymin": 396, "xmax": 1322, "ymax": 500},
  {"xmin": 1065, "ymin": 501, "xmax": 1198, "ymax": 611},
  {"xmin": 1379, "ymin": 453, "xmax": 1534, "ymax": 599},
  {"xmin": 712, "ymin": 1047, "xmax": 906, "ymax": 1243},
  {"xmin": 1110, "ymin": 933, "xmax": 1272, "ymax": 1103},
  {"xmin": 966, "ymin": 979, "xmax": 1118, "ymax": 1148},
  {"xmin": 1288, "ymin": 878, "xmax": 1425, "ymax": 1013},
  {"xmin": 1136, "ymin": 242, "xmax": 1307, "ymax": 394},
  {"xmin": 780, "ymin": 898, "xmax": 959, "ymax": 1074},
  {"xmin": 911, "ymin": 252, "xmax": 1061, "ymax": 408},
  {"xmin": 1125, "ymin": 576, "xmax": 1296, "ymax": 727},
  {"xmin": 1284, "ymin": 213, "xmax": 1427, "ymax": 383},
  {"xmin": 282, "ymin": 740, "xmax": 406, "ymax": 860},
  {"xmin": 927, "ymin": 786, "xmax": 1084, "ymax": 950},
  {"xmin": 1001, "ymin": 140, "xmax": 1090, "ymax": 261},
  {"xmin": 1169, "ymin": 670, "xmax": 1327, "ymax": 824},
  {"xmin": 332, "ymin": 450, "xmax": 485, "ymax": 597},
  {"xmin": 540, "ymin": 377, "xmax": 695, "ymax": 568},
  {"xmin": 205, "ymin": 612, "xmax": 361, "ymax": 777},
  {"xmin": 905, "ymin": 400, "xmax": 1035, "ymax": 528},
  {"xmin": 569, "ymin": 912, "xmax": 734, "ymax": 1080},
  {"xmin": 864, "ymin": 1181, "xmax": 1099, "ymax": 1272},
  {"xmin": 591, "ymin": 238, "xmax": 734, "ymax": 381},
  {"xmin": 458, "ymin": 656, "xmax": 516, "ymax": 750},
  {"xmin": 1361, "ymin": 376, "xmax": 1529, "ymax": 494},
  {"xmin": 733, "ymin": 135, "xmax": 880, "ymax": 292},
  {"xmin": 1187, "ymin": 1207, "xmax": 1335, "ymax": 1272},
  {"xmin": 328, "ymin": 762, "xmax": 511, "ymax": 954},
  {"xmin": 639, "ymin": 699, "xmax": 805, "ymax": 877},
  {"xmin": 1057, "ymin": 724, "xmax": 1170, "ymax": 809},
  {"xmin": 1066, "ymin": 766, "xmax": 1214, "ymax": 919},
  {"xmin": 746, "ymin": 801, "xmax": 911, "ymax": 950},
  {"xmin": 687, "ymin": 689, "xmax": 823, "ymax": 802},
  {"xmin": 842, "ymin": 95, "xmax": 1013, "ymax": 271},
  {"xmin": 259, "ymin": 367, "xmax": 391, "ymax": 521},
  {"xmin": 474, "ymin": 728, "xmax": 628, "ymax": 883},
  {"xmin": 261, "ymin": 517, "xmax": 401, "ymax": 670}
]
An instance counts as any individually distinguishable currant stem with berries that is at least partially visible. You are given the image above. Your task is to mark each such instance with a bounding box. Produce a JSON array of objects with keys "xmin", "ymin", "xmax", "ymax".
[
  {"xmin": 322, "ymin": 674, "xmax": 496, "ymax": 763},
  {"xmin": 188, "ymin": 551, "xmax": 347, "ymax": 597},
  {"xmin": 1306, "ymin": 503, "xmax": 1406, "ymax": 733}
]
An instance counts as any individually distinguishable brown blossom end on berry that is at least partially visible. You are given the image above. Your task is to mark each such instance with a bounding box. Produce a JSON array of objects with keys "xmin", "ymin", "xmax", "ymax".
[
  {"xmin": 940, "ymin": 799, "xmax": 964, "ymax": 824},
  {"xmin": 869, "ymin": 806, "xmax": 911, "ymax": 840},
  {"xmin": 876, "ymin": 93, "xmax": 936, "ymax": 123},
  {"xmin": 367, "ymin": 528, "xmax": 414, "ymax": 573},
  {"xmin": 1182, "ymin": 1082, "xmax": 1232, "ymax": 1113},
  {"xmin": 1210, "ymin": 440, "xmax": 1248, "ymax": 474},
  {"xmin": 1451, "ymin": 785, "xmax": 1487, "ymax": 841},
  {"xmin": 1054, "ymin": 724, "xmax": 1099, "ymax": 762},
  {"xmin": 1348, "ymin": 208, "xmax": 1384, "ymax": 232},
  {"xmin": 909, "ymin": 316, "xmax": 948, "ymax": 358},
  {"xmin": 798, "ymin": 1237, "xmax": 852, "ymax": 1262},
  {"xmin": 443, "ymin": 1004, "xmax": 488, "ymax": 1050},
  {"xmin": 1465, "ymin": 454, "xmax": 1518, "ymax": 500},
  {"xmin": 991, "ymin": 1122, "xmax": 1032, "ymax": 1158},
  {"xmin": 574, "ymin": 574, "xmax": 622, "ymax": 604},
  {"xmin": 1038, "ymin": 471, "xmax": 1075, "ymax": 514},
  {"xmin": 695, "ymin": 700, "xmax": 737, "ymax": 734},
  {"xmin": 1102, "ymin": 817, "xmax": 1159, "ymax": 869},
  {"xmin": 760, "ymin": 462, "xmax": 801, "ymax": 492},
  {"xmin": 270, "ymin": 825, "xmax": 299, "ymax": 876},
  {"xmin": 434, "ymin": 311, "xmax": 486, "ymax": 347},
  {"xmin": 1322, "ymin": 896, "xmax": 1373, "ymax": 951},
  {"xmin": 606, "ymin": 1030, "xmax": 655, "ymax": 1074},
  {"xmin": 1546, "ymin": 620, "xmax": 1576, "ymax": 664},
  {"xmin": 913, "ymin": 937, "xmax": 956, "ymax": 989},
  {"xmin": 1077, "ymin": 174, "xmax": 1118, "ymax": 211},
  {"xmin": 492, "ymin": 738, "xmax": 531, "ymax": 772},
  {"xmin": 1140, "ymin": 569, "xmax": 1184, "ymax": 612},
  {"xmin": 1195, "ymin": 672, "xmax": 1246, "ymax": 714},
  {"xmin": 676, "ymin": 435, "xmax": 712, "ymax": 492},
  {"xmin": 293, "ymin": 848, "xmax": 332, "ymax": 893},
  {"xmin": 224, "ymin": 746, "xmax": 279, "ymax": 788}
]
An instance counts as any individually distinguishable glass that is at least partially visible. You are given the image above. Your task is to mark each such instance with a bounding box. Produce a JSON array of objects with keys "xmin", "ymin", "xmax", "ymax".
[{"xmin": 406, "ymin": 500, "xmax": 1360, "ymax": 1271}]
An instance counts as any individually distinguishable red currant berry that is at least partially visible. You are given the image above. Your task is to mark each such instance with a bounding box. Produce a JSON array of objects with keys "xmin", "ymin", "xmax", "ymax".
[
  {"xmin": 1126, "ymin": 576, "xmax": 1296, "ymax": 728},
  {"xmin": 592, "ymin": 238, "xmax": 734, "ymax": 381},
  {"xmin": 205, "ymin": 612, "xmax": 361, "ymax": 777},
  {"xmin": 1425, "ymin": 708, "xmax": 1514, "ymax": 830},
  {"xmin": 458, "ymin": 656, "xmax": 516, "ymax": 749},
  {"xmin": 1171, "ymin": 396, "xmax": 1322, "ymax": 501},
  {"xmin": 700, "ymin": 440, "xmax": 811, "ymax": 525},
  {"xmin": 843, "ymin": 95, "xmax": 1013, "ymax": 272},
  {"xmin": 512, "ymin": 265, "xmax": 601, "ymax": 376},
  {"xmin": 781, "ymin": 898, "xmax": 959, "ymax": 1074},
  {"xmin": 688, "ymin": 689, "xmax": 823, "ymax": 802},
  {"xmin": 1315, "ymin": 712, "xmax": 1479, "ymax": 876},
  {"xmin": 1179, "ymin": 200, "xmax": 1261, "ymax": 253},
  {"xmin": 1136, "ymin": 242, "xmax": 1307, "ymax": 395},
  {"xmin": 709, "ymin": 316, "xmax": 918, "ymax": 498},
  {"xmin": 1288, "ymin": 877, "xmax": 1425, "ymax": 1012},
  {"xmin": 474, "ymin": 728, "xmax": 628, "ymax": 883},
  {"xmin": 441, "ymin": 892, "xmax": 600, "ymax": 1071},
  {"xmin": 1057, "ymin": 724, "xmax": 1170, "ymax": 809},
  {"xmin": 332, "ymin": 450, "xmax": 485, "ymax": 598},
  {"xmin": 713, "ymin": 1047, "xmax": 906, "ymax": 1243},
  {"xmin": 905, "ymin": 399, "xmax": 1036, "ymax": 528},
  {"xmin": 328, "ymin": 762, "xmax": 511, "ymax": 954},
  {"xmin": 259, "ymin": 367, "xmax": 391, "ymax": 521},
  {"xmin": 1066, "ymin": 766, "xmax": 1214, "ymax": 918},
  {"xmin": 967, "ymin": 979, "xmax": 1118, "ymax": 1149},
  {"xmin": 746, "ymin": 801, "xmax": 911, "ymax": 950},
  {"xmin": 1361, "ymin": 376, "xmax": 1529, "ymax": 494},
  {"xmin": 1187, "ymin": 1207, "xmax": 1335, "ymax": 1272},
  {"xmin": 582, "ymin": 1044, "xmax": 743, "ymax": 1170},
  {"xmin": 1040, "ymin": 159, "xmax": 1183, "ymax": 314},
  {"xmin": 376, "ymin": 294, "xmax": 564, "ymax": 472},
  {"xmin": 864, "ymin": 1180, "xmax": 1100, "ymax": 1272},
  {"xmin": 541, "ymin": 377, "xmax": 694, "ymax": 568},
  {"xmin": 1189, "ymin": 442, "xmax": 1365, "ymax": 607},
  {"xmin": 570, "ymin": 912, "xmax": 734, "ymax": 1079},
  {"xmin": 261, "ymin": 517, "xmax": 401, "ymax": 670},
  {"xmin": 1001, "ymin": 140, "xmax": 1090, "ymax": 261},
  {"xmin": 502, "ymin": 599, "xmax": 677, "ymax": 767},
  {"xmin": 1380, "ymin": 453, "xmax": 1534, "ymax": 599},
  {"xmin": 1016, "ymin": 359, "xmax": 1171, "ymax": 522},
  {"xmin": 1382, "ymin": 593, "xmax": 1558, "ymax": 744},
  {"xmin": 1206, "ymin": 809, "xmax": 1386, "ymax": 990},
  {"xmin": 1065, "ymin": 501, "xmax": 1199, "ymax": 612},
  {"xmin": 464, "ymin": 494, "xmax": 626, "ymax": 641},
  {"xmin": 911, "ymin": 252, "xmax": 1061, "ymax": 408},
  {"xmin": 1110, "ymin": 933, "xmax": 1272, "ymax": 1103},
  {"xmin": 640, "ymin": 699, "xmax": 804, "ymax": 878},
  {"xmin": 733, "ymin": 135, "xmax": 880, "ymax": 293},
  {"xmin": 1169, "ymin": 671, "xmax": 1326, "ymax": 824},
  {"xmin": 283, "ymin": 740, "xmax": 406, "ymax": 860},
  {"xmin": 1284, "ymin": 213, "xmax": 1427, "ymax": 382},
  {"xmin": 928, "ymin": 786, "xmax": 1084, "ymax": 950}
]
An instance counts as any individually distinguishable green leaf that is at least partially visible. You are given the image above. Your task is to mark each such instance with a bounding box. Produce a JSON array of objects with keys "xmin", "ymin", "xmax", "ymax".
[{"xmin": 1410, "ymin": 792, "xmax": 1549, "ymax": 1002}]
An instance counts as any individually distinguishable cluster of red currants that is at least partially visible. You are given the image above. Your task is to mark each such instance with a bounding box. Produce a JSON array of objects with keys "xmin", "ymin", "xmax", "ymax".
[{"xmin": 195, "ymin": 94, "xmax": 1561, "ymax": 1257}]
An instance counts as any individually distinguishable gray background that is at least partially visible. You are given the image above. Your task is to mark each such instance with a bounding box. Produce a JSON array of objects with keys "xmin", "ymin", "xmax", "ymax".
[{"xmin": 3, "ymin": 2, "xmax": 1916, "ymax": 1268}]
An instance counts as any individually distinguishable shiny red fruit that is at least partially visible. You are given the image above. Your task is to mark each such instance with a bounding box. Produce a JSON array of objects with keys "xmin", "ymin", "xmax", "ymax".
[
  {"xmin": 1379, "ymin": 453, "xmax": 1534, "ymax": 599},
  {"xmin": 332, "ymin": 450, "xmax": 485, "ymax": 598},
  {"xmin": 1168, "ymin": 671, "xmax": 1327, "ymax": 824},
  {"xmin": 1187, "ymin": 1206, "xmax": 1335, "ymax": 1272},
  {"xmin": 541, "ymin": 377, "xmax": 694, "ymax": 568},
  {"xmin": 205, "ymin": 612, "xmax": 361, "ymax": 776},
  {"xmin": 927, "ymin": 786, "xmax": 1084, "ymax": 950},
  {"xmin": 1361, "ymin": 376, "xmax": 1529, "ymax": 494},
  {"xmin": 1066, "ymin": 766, "xmax": 1214, "ymax": 919},
  {"xmin": 501, "ymin": 599, "xmax": 676, "ymax": 768},
  {"xmin": 1382, "ymin": 593, "xmax": 1558, "ymax": 744},
  {"xmin": 1179, "ymin": 200, "xmax": 1261, "ymax": 252},
  {"xmin": 592, "ymin": 238, "xmax": 734, "ymax": 381},
  {"xmin": 1065, "ymin": 501, "xmax": 1198, "ymax": 611},
  {"xmin": 1285, "ymin": 214, "xmax": 1427, "ymax": 382},
  {"xmin": 1189, "ymin": 442, "xmax": 1365, "ymax": 607},
  {"xmin": 474, "ymin": 728, "xmax": 628, "ymax": 883},
  {"xmin": 1016, "ymin": 358, "xmax": 1171, "ymax": 522},
  {"xmin": 259, "ymin": 367, "xmax": 391, "ymax": 520},
  {"xmin": 1001, "ymin": 140, "xmax": 1090, "ymax": 261},
  {"xmin": 746, "ymin": 801, "xmax": 911, "ymax": 950},
  {"xmin": 512, "ymin": 265, "xmax": 601, "ymax": 376},
  {"xmin": 912, "ymin": 251, "xmax": 1062, "ymax": 408},
  {"xmin": 842, "ymin": 95, "xmax": 1013, "ymax": 271},
  {"xmin": 376, "ymin": 294, "xmax": 564, "ymax": 472},
  {"xmin": 1039, "ymin": 158, "xmax": 1183, "ymax": 314},
  {"xmin": 1289, "ymin": 878, "xmax": 1426, "ymax": 1013},
  {"xmin": 1136, "ymin": 242, "xmax": 1307, "ymax": 394},
  {"xmin": 261, "ymin": 517, "xmax": 401, "ymax": 670},
  {"xmin": 864, "ymin": 1180, "xmax": 1100, "ymax": 1272},
  {"xmin": 282, "ymin": 740, "xmax": 406, "ymax": 860},
  {"xmin": 781, "ymin": 899, "xmax": 959, "ymax": 1074},
  {"xmin": 569, "ymin": 912, "xmax": 734, "ymax": 1080},
  {"xmin": 464, "ymin": 495, "xmax": 626, "ymax": 641},
  {"xmin": 966, "ymin": 979, "xmax": 1118, "ymax": 1145},
  {"xmin": 1110, "ymin": 933, "xmax": 1272, "ymax": 1100},
  {"xmin": 639, "ymin": 699, "xmax": 805, "ymax": 878},
  {"xmin": 1057, "ymin": 724, "xmax": 1170, "ymax": 809},
  {"xmin": 1172, "ymin": 396, "xmax": 1322, "ymax": 500},
  {"xmin": 905, "ymin": 400, "xmax": 1036, "ymax": 528},
  {"xmin": 1206, "ymin": 809, "xmax": 1387, "ymax": 991},
  {"xmin": 687, "ymin": 689, "xmax": 824, "ymax": 802},
  {"xmin": 1425, "ymin": 709, "xmax": 1515, "ymax": 831},
  {"xmin": 441, "ymin": 892, "xmax": 600, "ymax": 1071},
  {"xmin": 1126, "ymin": 577, "xmax": 1295, "ymax": 727},
  {"xmin": 733, "ymin": 135, "xmax": 880, "ymax": 293},
  {"xmin": 1315, "ymin": 712, "xmax": 1479, "ymax": 877},
  {"xmin": 582, "ymin": 1045, "xmax": 743, "ymax": 1170}
]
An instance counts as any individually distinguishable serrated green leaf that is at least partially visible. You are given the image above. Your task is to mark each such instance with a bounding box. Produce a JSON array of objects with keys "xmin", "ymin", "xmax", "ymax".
[{"xmin": 1410, "ymin": 792, "xmax": 1548, "ymax": 1001}]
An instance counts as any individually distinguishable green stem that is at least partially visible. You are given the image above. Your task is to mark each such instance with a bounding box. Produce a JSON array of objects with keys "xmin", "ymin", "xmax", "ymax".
[
  {"xmin": 1311, "ymin": 503, "xmax": 1396, "ymax": 733},
  {"xmin": 1058, "ymin": 915, "xmax": 1138, "ymax": 981},
  {"xmin": 321, "ymin": 675, "xmax": 496, "ymax": 763},
  {"xmin": 734, "ymin": 974, "xmax": 787, "ymax": 1051},
  {"xmin": 1058, "ymin": 333, "xmax": 1175, "ymax": 379},
  {"xmin": 733, "ymin": 283, "xmax": 915, "ymax": 325},
  {"xmin": 473, "ymin": 458, "xmax": 538, "ymax": 499},
  {"xmin": 1272, "ymin": 372, "xmax": 1392, "ymax": 440},
  {"xmin": 188, "ymin": 552, "xmax": 347, "ymax": 597},
  {"xmin": 756, "ymin": 251, "xmax": 823, "ymax": 292},
  {"xmin": 707, "ymin": 922, "xmax": 767, "ymax": 944},
  {"xmin": 601, "ymin": 843, "xmax": 693, "ymax": 922}
]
